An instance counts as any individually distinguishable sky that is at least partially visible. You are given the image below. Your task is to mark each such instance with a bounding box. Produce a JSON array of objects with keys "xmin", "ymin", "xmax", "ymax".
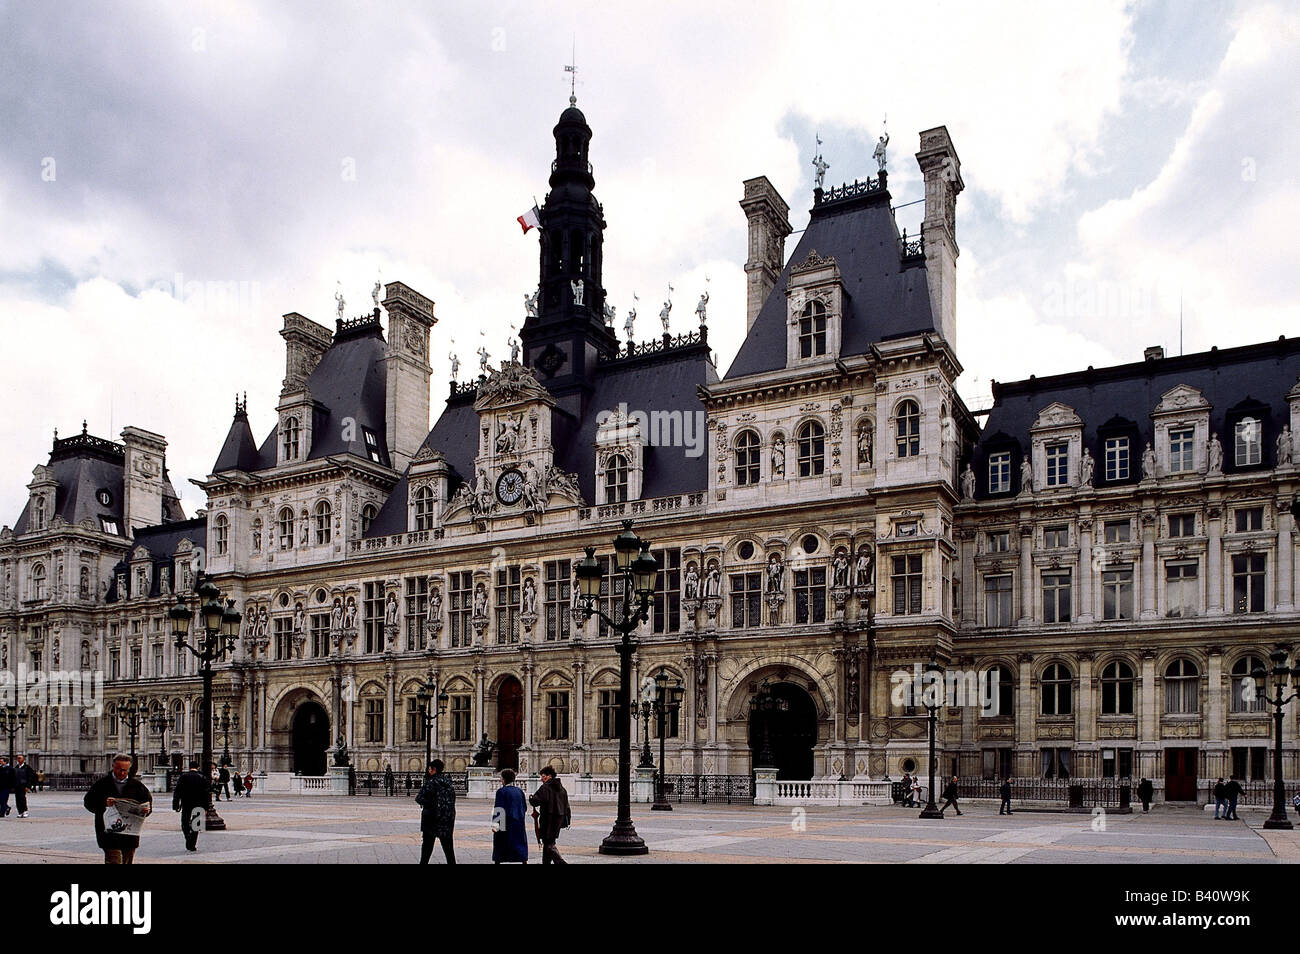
[{"xmin": 1, "ymin": 0, "xmax": 1297, "ymax": 524}]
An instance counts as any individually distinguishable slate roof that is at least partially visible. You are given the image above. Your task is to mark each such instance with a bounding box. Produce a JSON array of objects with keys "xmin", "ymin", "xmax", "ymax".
[
  {"xmin": 726, "ymin": 187, "xmax": 937, "ymax": 379},
  {"xmin": 106, "ymin": 516, "xmax": 208, "ymax": 602},
  {"xmin": 213, "ymin": 407, "xmax": 261, "ymax": 473}
]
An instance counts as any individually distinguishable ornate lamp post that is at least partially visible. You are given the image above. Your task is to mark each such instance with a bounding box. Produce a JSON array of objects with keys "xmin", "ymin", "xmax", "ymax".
[
  {"xmin": 0, "ymin": 705, "xmax": 26, "ymax": 764},
  {"xmin": 637, "ymin": 692, "xmax": 656, "ymax": 770},
  {"xmin": 574, "ymin": 520, "xmax": 659, "ymax": 856},
  {"xmin": 651, "ymin": 669, "xmax": 684, "ymax": 811},
  {"xmin": 119, "ymin": 693, "xmax": 150, "ymax": 775},
  {"xmin": 415, "ymin": 672, "xmax": 449, "ymax": 768},
  {"xmin": 149, "ymin": 706, "xmax": 176, "ymax": 770},
  {"xmin": 213, "ymin": 702, "xmax": 240, "ymax": 768},
  {"xmin": 170, "ymin": 577, "xmax": 240, "ymax": 832},
  {"xmin": 1251, "ymin": 649, "xmax": 1300, "ymax": 830},
  {"xmin": 919, "ymin": 660, "xmax": 946, "ymax": 819}
]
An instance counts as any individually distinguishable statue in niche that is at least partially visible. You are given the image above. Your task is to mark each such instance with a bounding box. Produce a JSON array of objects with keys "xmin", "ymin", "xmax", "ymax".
[
  {"xmin": 765, "ymin": 553, "xmax": 785, "ymax": 594},
  {"xmin": 331, "ymin": 598, "xmax": 344, "ymax": 634},
  {"xmin": 832, "ymin": 549, "xmax": 850, "ymax": 588},
  {"xmin": 571, "ymin": 279, "xmax": 585, "ymax": 305},
  {"xmin": 855, "ymin": 546, "xmax": 874, "ymax": 588},
  {"xmin": 772, "ymin": 436, "xmax": 786, "ymax": 477},
  {"xmin": 472, "ymin": 581, "xmax": 488, "ymax": 618},
  {"xmin": 1277, "ymin": 426, "xmax": 1293, "ymax": 466},
  {"xmin": 384, "ymin": 592, "xmax": 399, "ymax": 627},
  {"xmin": 683, "ymin": 562, "xmax": 700, "ymax": 601},
  {"xmin": 960, "ymin": 463, "xmax": 975, "ymax": 500},
  {"xmin": 858, "ymin": 422, "xmax": 873, "ymax": 467},
  {"xmin": 1020, "ymin": 456, "xmax": 1034, "ymax": 492},
  {"xmin": 703, "ymin": 562, "xmax": 721, "ymax": 599},
  {"xmin": 495, "ymin": 413, "xmax": 522, "ymax": 455},
  {"xmin": 343, "ymin": 597, "xmax": 358, "ymax": 631},
  {"xmin": 1141, "ymin": 442, "xmax": 1157, "ymax": 480},
  {"xmin": 521, "ymin": 577, "xmax": 537, "ymax": 616},
  {"xmin": 1080, "ymin": 448, "xmax": 1095, "ymax": 488},
  {"xmin": 1208, "ymin": 433, "xmax": 1223, "ymax": 475}
]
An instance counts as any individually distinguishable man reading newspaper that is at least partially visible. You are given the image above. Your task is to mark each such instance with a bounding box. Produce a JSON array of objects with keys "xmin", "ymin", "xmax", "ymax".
[{"xmin": 84, "ymin": 754, "xmax": 153, "ymax": 864}]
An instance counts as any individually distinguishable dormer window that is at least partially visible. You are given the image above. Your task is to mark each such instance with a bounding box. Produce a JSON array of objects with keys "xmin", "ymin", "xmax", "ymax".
[
  {"xmin": 988, "ymin": 452, "xmax": 1011, "ymax": 493},
  {"xmin": 363, "ymin": 428, "xmax": 383, "ymax": 463},
  {"xmin": 361, "ymin": 504, "xmax": 377, "ymax": 535},
  {"xmin": 1234, "ymin": 417, "xmax": 1261, "ymax": 466},
  {"xmin": 282, "ymin": 417, "xmax": 301, "ymax": 461},
  {"xmin": 1104, "ymin": 437, "xmax": 1129, "ymax": 481},
  {"xmin": 413, "ymin": 486, "xmax": 435, "ymax": 530},
  {"xmin": 895, "ymin": 400, "xmax": 920, "ymax": 458},
  {"xmin": 33, "ymin": 496, "xmax": 46, "ymax": 530},
  {"xmin": 797, "ymin": 421, "xmax": 825, "ymax": 477},
  {"xmin": 1044, "ymin": 442, "xmax": 1069, "ymax": 487},
  {"xmin": 734, "ymin": 430, "xmax": 760, "ymax": 485},
  {"xmin": 1168, "ymin": 427, "xmax": 1195, "ymax": 473},
  {"xmin": 604, "ymin": 454, "xmax": 629, "ymax": 503},
  {"xmin": 798, "ymin": 301, "xmax": 827, "ymax": 359},
  {"xmin": 99, "ymin": 517, "xmax": 119, "ymax": 535}
]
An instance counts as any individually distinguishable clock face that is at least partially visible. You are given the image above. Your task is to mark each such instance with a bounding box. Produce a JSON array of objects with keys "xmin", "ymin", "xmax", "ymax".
[{"xmin": 496, "ymin": 469, "xmax": 525, "ymax": 505}]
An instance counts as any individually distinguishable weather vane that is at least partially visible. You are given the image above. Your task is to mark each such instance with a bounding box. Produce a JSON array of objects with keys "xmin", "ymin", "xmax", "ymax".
[{"xmin": 564, "ymin": 39, "xmax": 578, "ymax": 106}]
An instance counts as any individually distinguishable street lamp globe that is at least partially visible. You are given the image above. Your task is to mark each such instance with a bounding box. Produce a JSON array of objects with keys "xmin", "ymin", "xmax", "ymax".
[
  {"xmin": 632, "ymin": 544, "xmax": 658, "ymax": 596},
  {"xmin": 613, "ymin": 520, "xmax": 641, "ymax": 571},
  {"xmin": 576, "ymin": 546, "xmax": 602, "ymax": 600},
  {"xmin": 169, "ymin": 595, "xmax": 191, "ymax": 644}
]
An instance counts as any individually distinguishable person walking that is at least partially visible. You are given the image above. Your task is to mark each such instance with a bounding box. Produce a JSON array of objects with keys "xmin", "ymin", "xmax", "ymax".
[
  {"xmin": 911, "ymin": 774, "xmax": 923, "ymax": 808},
  {"xmin": 84, "ymin": 754, "xmax": 153, "ymax": 864},
  {"xmin": 11, "ymin": 754, "xmax": 34, "ymax": 817},
  {"xmin": 900, "ymin": 772, "xmax": 912, "ymax": 807},
  {"xmin": 243, "ymin": 772, "xmax": 254, "ymax": 798},
  {"xmin": 938, "ymin": 775, "xmax": 963, "ymax": 816},
  {"xmin": 1223, "ymin": 776, "xmax": 1243, "ymax": 820},
  {"xmin": 529, "ymin": 765, "xmax": 571, "ymax": 864},
  {"xmin": 384, "ymin": 763, "xmax": 395, "ymax": 797},
  {"xmin": 172, "ymin": 760, "xmax": 209, "ymax": 852},
  {"xmin": 218, "ymin": 763, "xmax": 232, "ymax": 801},
  {"xmin": 999, "ymin": 777, "xmax": 1013, "ymax": 815},
  {"xmin": 1212, "ymin": 778, "xmax": 1226, "ymax": 819},
  {"xmin": 415, "ymin": 760, "xmax": 456, "ymax": 864},
  {"xmin": 0, "ymin": 756, "xmax": 12, "ymax": 818},
  {"xmin": 492, "ymin": 768, "xmax": 529, "ymax": 864},
  {"xmin": 1137, "ymin": 777, "xmax": 1154, "ymax": 813}
]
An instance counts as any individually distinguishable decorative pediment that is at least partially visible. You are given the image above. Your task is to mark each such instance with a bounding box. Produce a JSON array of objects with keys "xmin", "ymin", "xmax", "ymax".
[
  {"xmin": 473, "ymin": 362, "xmax": 553, "ymax": 412},
  {"xmin": 1154, "ymin": 384, "xmax": 1210, "ymax": 416},
  {"xmin": 1030, "ymin": 402, "xmax": 1082, "ymax": 431},
  {"xmin": 790, "ymin": 249, "xmax": 839, "ymax": 275},
  {"xmin": 411, "ymin": 445, "xmax": 444, "ymax": 465},
  {"xmin": 130, "ymin": 545, "xmax": 151, "ymax": 563}
]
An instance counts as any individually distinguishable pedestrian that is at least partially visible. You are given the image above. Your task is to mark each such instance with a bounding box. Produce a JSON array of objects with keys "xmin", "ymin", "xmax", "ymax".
[
  {"xmin": 492, "ymin": 768, "xmax": 529, "ymax": 864},
  {"xmin": 11, "ymin": 754, "xmax": 35, "ymax": 817},
  {"xmin": 243, "ymin": 772, "xmax": 254, "ymax": 798},
  {"xmin": 0, "ymin": 755, "xmax": 11, "ymax": 818},
  {"xmin": 911, "ymin": 775, "xmax": 923, "ymax": 808},
  {"xmin": 1137, "ymin": 777, "xmax": 1154, "ymax": 813},
  {"xmin": 999, "ymin": 777, "xmax": 1013, "ymax": 815},
  {"xmin": 938, "ymin": 774, "xmax": 963, "ymax": 816},
  {"xmin": 218, "ymin": 763, "xmax": 231, "ymax": 801},
  {"xmin": 1224, "ymin": 776, "xmax": 1243, "ymax": 820},
  {"xmin": 1212, "ymin": 777, "xmax": 1226, "ymax": 819},
  {"xmin": 415, "ymin": 759, "xmax": 456, "ymax": 864},
  {"xmin": 900, "ymin": 772, "xmax": 912, "ymax": 807},
  {"xmin": 529, "ymin": 765, "xmax": 571, "ymax": 865},
  {"xmin": 172, "ymin": 760, "xmax": 209, "ymax": 852},
  {"xmin": 209, "ymin": 763, "xmax": 221, "ymax": 801},
  {"xmin": 84, "ymin": 754, "xmax": 153, "ymax": 864},
  {"xmin": 384, "ymin": 763, "xmax": 395, "ymax": 796}
]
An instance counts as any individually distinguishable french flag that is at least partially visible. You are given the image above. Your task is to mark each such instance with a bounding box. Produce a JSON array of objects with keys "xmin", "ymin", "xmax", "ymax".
[{"xmin": 517, "ymin": 205, "xmax": 541, "ymax": 234}]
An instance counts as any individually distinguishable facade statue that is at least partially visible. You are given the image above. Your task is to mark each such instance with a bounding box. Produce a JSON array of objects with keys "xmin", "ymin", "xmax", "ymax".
[
  {"xmin": 812, "ymin": 151, "xmax": 829, "ymax": 190},
  {"xmin": 683, "ymin": 562, "xmax": 700, "ymax": 601},
  {"xmin": 873, "ymin": 131, "xmax": 890, "ymax": 173},
  {"xmin": 625, "ymin": 295, "xmax": 638, "ymax": 340},
  {"xmin": 765, "ymin": 553, "xmax": 785, "ymax": 594},
  {"xmin": 960, "ymin": 463, "xmax": 975, "ymax": 499},
  {"xmin": 571, "ymin": 279, "xmax": 584, "ymax": 305},
  {"xmin": 495, "ymin": 413, "xmax": 522, "ymax": 455},
  {"xmin": 1020, "ymin": 456, "xmax": 1033, "ymax": 493},
  {"xmin": 524, "ymin": 289, "xmax": 539, "ymax": 318},
  {"xmin": 521, "ymin": 577, "xmax": 537, "ymax": 616},
  {"xmin": 343, "ymin": 597, "xmax": 357, "ymax": 631},
  {"xmin": 333, "ymin": 736, "xmax": 350, "ymax": 766},
  {"xmin": 508, "ymin": 336, "xmax": 520, "ymax": 363},
  {"xmin": 603, "ymin": 301, "xmax": 616, "ymax": 326},
  {"xmin": 1277, "ymin": 426, "xmax": 1293, "ymax": 466},
  {"xmin": 473, "ymin": 581, "xmax": 488, "ymax": 618},
  {"xmin": 659, "ymin": 298, "xmax": 672, "ymax": 333},
  {"xmin": 428, "ymin": 586, "xmax": 443, "ymax": 625},
  {"xmin": 477, "ymin": 346, "xmax": 490, "ymax": 375},
  {"xmin": 331, "ymin": 598, "xmax": 344, "ymax": 634},
  {"xmin": 384, "ymin": 591, "xmax": 399, "ymax": 627},
  {"xmin": 703, "ymin": 562, "xmax": 722, "ymax": 599},
  {"xmin": 471, "ymin": 733, "xmax": 496, "ymax": 767},
  {"xmin": 855, "ymin": 546, "xmax": 874, "ymax": 588},
  {"xmin": 832, "ymin": 550, "xmax": 849, "ymax": 588},
  {"xmin": 695, "ymin": 290, "xmax": 709, "ymax": 324},
  {"xmin": 449, "ymin": 352, "xmax": 460, "ymax": 379},
  {"xmin": 335, "ymin": 287, "xmax": 345, "ymax": 319},
  {"xmin": 1080, "ymin": 448, "xmax": 1095, "ymax": 488},
  {"xmin": 1141, "ymin": 442, "xmax": 1157, "ymax": 480},
  {"xmin": 372, "ymin": 278, "xmax": 382, "ymax": 307},
  {"xmin": 858, "ymin": 422, "xmax": 873, "ymax": 467},
  {"xmin": 772, "ymin": 436, "xmax": 786, "ymax": 477},
  {"xmin": 293, "ymin": 603, "xmax": 306, "ymax": 635},
  {"xmin": 1208, "ymin": 433, "xmax": 1223, "ymax": 475}
]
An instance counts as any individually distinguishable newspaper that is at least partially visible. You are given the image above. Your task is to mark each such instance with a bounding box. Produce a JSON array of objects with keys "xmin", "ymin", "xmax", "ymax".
[{"xmin": 102, "ymin": 798, "xmax": 150, "ymax": 837}]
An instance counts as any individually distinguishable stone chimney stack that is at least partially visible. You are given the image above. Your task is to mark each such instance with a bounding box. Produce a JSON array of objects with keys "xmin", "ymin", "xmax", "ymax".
[
  {"xmin": 916, "ymin": 126, "xmax": 964, "ymax": 349},
  {"xmin": 120, "ymin": 426, "xmax": 168, "ymax": 532},
  {"xmin": 740, "ymin": 176, "xmax": 792, "ymax": 331},
  {"xmin": 381, "ymin": 282, "xmax": 437, "ymax": 472},
  {"xmin": 280, "ymin": 313, "xmax": 333, "ymax": 394}
]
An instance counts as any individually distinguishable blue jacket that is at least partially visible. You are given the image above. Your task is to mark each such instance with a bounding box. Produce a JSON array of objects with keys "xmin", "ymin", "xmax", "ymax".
[{"xmin": 492, "ymin": 784, "xmax": 529, "ymax": 863}]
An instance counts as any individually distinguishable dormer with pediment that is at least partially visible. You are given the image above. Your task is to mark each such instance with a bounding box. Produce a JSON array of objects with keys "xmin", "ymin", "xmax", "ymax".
[
  {"xmin": 407, "ymin": 447, "xmax": 451, "ymax": 532},
  {"xmin": 785, "ymin": 250, "xmax": 845, "ymax": 369},
  {"xmin": 594, "ymin": 407, "xmax": 645, "ymax": 505},
  {"xmin": 128, "ymin": 544, "xmax": 153, "ymax": 600},
  {"xmin": 1151, "ymin": 384, "xmax": 1212, "ymax": 477},
  {"xmin": 25, "ymin": 465, "xmax": 57, "ymax": 534},
  {"xmin": 1029, "ymin": 402, "xmax": 1083, "ymax": 492},
  {"xmin": 1287, "ymin": 374, "xmax": 1300, "ymax": 440}
]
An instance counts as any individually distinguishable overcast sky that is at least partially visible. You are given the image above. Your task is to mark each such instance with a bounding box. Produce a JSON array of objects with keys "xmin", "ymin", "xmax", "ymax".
[{"xmin": 1, "ymin": 0, "xmax": 1297, "ymax": 525}]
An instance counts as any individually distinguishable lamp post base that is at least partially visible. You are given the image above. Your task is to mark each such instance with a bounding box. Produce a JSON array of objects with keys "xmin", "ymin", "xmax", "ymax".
[
  {"xmin": 919, "ymin": 803, "xmax": 944, "ymax": 820},
  {"xmin": 651, "ymin": 800, "xmax": 673, "ymax": 811},
  {"xmin": 1263, "ymin": 815, "xmax": 1293, "ymax": 830},
  {"xmin": 204, "ymin": 805, "xmax": 227, "ymax": 831},
  {"xmin": 598, "ymin": 819, "xmax": 648, "ymax": 855}
]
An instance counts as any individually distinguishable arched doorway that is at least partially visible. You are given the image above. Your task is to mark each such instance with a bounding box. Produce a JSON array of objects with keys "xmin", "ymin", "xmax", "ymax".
[
  {"xmin": 750, "ymin": 682, "xmax": 818, "ymax": 780},
  {"xmin": 497, "ymin": 677, "xmax": 523, "ymax": 770},
  {"xmin": 292, "ymin": 702, "xmax": 329, "ymax": 776}
]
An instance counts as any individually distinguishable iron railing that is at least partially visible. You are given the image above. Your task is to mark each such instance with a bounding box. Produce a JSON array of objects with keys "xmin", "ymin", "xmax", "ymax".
[
  {"xmin": 350, "ymin": 770, "xmax": 469, "ymax": 797},
  {"xmin": 659, "ymin": 774, "xmax": 754, "ymax": 804},
  {"xmin": 37, "ymin": 773, "xmax": 99, "ymax": 791}
]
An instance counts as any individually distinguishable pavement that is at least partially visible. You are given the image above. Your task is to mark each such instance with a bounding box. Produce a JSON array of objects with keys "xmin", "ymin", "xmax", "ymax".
[{"xmin": 0, "ymin": 791, "xmax": 1291, "ymax": 864}]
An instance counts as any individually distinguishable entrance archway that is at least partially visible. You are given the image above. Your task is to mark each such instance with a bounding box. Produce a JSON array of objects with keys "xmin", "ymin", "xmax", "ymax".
[
  {"xmin": 497, "ymin": 677, "xmax": 523, "ymax": 770},
  {"xmin": 292, "ymin": 702, "xmax": 329, "ymax": 776},
  {"xmin": 750, "ymin": 682, "xmax": 818, "ymax": 780}
]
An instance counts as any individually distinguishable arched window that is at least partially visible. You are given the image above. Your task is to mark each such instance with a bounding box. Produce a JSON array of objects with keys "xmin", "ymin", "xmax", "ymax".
[
  {"xmin": 315, "ymin": 501, "xmax": 332, "ymax": 544},
  {"xmin": 797, "ymin": 421, "xmax": 825, "ymax": 477},
  {"xmin": 413, "ymin": 487, "xmax": 434, "ymax": 531},
  {"xmin": 277, "ymin": 507, "xmax": 295, "ymax": 550},
  {"xmin": 361, "ymin": 504, "xmax": 377, "ymax": 535},
  {"xmin": 1041, "ymin": 663, "xmax": 1072, "ymax": 715},
  {"xmin": 250, "ymin": 519, "xmax": 262, "ymax": 552},
  {"xmin": 1234, "ymin": 417, "xmax": 1261, "ymax": 466},
  {"xmin": 172, "ymin": 701, "xmax": 184, "ymax": 737},
  {"xmin": 33, "ymin": 496, "xmax": 46, "ymax": 530},
  {"xmin": 896, "ymin": 400, "xmax": 921, "ymax": 458},
  {"xmin": 1164, "ymin": 659, "xmax": 1199, "ymax": 714},
  {"xmin": 734, "ymin": 430, "xmax": 760, "ymax": 485},
  {"xmin": 798, "ymin": 300, "xmax": 827, "ymax": 358},
  {"xmin": 107, "ymin": 704, "xmax": 119, "ymax": 737},
  {"xmin": 214, "ymin": 514, "xmax": 229, "ymax": 556},
  {"xmin": 1100, "ymin": 660, "xmax": 1135, "ymax": 715},
  {"xmin": 282, "ymin": 416, "xmax": 301, "ymax": 461},
  {"xmin": 604, "ymin": 454, "xmax": 628, "ymax": 503},
  {"xmin": 1230, "ymin": 655, "xmax": 1267, "ymax": 714},
  {"xmin": 31, "ymin": 563, "xmax": 46, "ymax": 601},
  {"xmin": 981, "ymin": 665, "xmax": 1014, "ymax": 717}
]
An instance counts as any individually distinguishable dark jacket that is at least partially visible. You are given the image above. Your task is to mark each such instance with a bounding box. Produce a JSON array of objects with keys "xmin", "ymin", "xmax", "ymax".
[
  {"xmin": 1224, "ymin": 779, "xmax": 1244, "ymax": 799},
  {"xmin": 11, "ymin": 762, "xmax": 34, "ymax": 790},
  {"xmin": 999, "ymin": 780, "xmax": 1012, "ymax": 799},
  {"xmin": 173, "ymin": 770, "xmax": 209, "ymax": 810},
  {"xmin": 0, "ymin": 764, "xmax": 13, "ymax": 790},
  {"xmin": 1137, "ymin": 779, "xmax": 1154, "ymax": 800},
  {"xmin": 941, "ymin": 780, "xmax": 958, "ymax": 801},
  {"xmin": 492, "ymin": 784, "xmax": 529, "ymax": 863},
  {"xmin": 415, "ymin": 772, "xmax": 456, "ymax": 838},
  {"xmin": 529, "ymin": 776, "xmax": 571, "ymax": 841},
  {"xmin": 84, "ymin": 773, "xmax": 153, "ymax": 851},
  {"xmin": 1213, "ymin": 781, "xmax": 1226, "ymax": 799}
]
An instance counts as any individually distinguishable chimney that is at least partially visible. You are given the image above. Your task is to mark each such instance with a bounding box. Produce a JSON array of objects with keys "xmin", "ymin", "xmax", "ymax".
[
  {"xmin": 280, "ymin": 313, "xmax": 333, "ymax": 394},
  {"xmin": 1144, "ymin": 345, "xmax": 1164, "ymax": 361},
  {"xmin": 381, "ymin": 281, "xmax": 437, "ymax": 472},
  {"xmin": 120, "ymin": 427, "xmax": 168, "ymax": 532},
  {"xmin": 740, "ymin": 176, "xmax": 792, "ymax": 331},
  {"xmin": 916, "ymin": 126, "xmax": 964, "ymax": 349}
]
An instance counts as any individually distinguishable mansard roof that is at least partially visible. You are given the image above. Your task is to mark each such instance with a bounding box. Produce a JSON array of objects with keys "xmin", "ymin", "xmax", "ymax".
[
  {"xmin": 725, "ymin": 182, "xmax": 937, "ymax": 380},
  {"xmin": 106, "ymin": 516, "xmax": 207, "ymax": 602},
  {"xmin": 213, "ymin": 404, "xmax": 261, "ymax": 473}
]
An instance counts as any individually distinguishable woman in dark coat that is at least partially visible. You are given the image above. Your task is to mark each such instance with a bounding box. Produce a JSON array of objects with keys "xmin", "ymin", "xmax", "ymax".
[
  {"xmin": 415, "ymin": 760, "xmax": 456, "ymax": 864},
  {"xmin": 492, "ymin": 769, "xmax": 529, "ymax": 864}
]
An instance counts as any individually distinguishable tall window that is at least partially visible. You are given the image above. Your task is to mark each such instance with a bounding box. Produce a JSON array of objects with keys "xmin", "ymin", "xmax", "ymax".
[
  {"xmin": 1235, "ymin": 507, "xmax": 1264, "ymax": 532},
  {"xmin": 1168, "ymin": 427, "xmax": 1195, "ymax": 473},
  {"xmin": 984, "ymin": 574, "xmax": 1013, "ymax": 627},
  {"xmin": 544, "ymin": 560, "xmax": 571, "ymax": 642},
  {"xmin": 33, "ymin": 496, "xmax": 46, "ymax": 530},
  {"xmin": 598, "ymin": 689, "xmax": 618, "ymax": 739},
  {"xmin": 1044, "ymin": 525, "xmax": 1069, "ymax": 549},
  {"xmin": 31, "ymin": 563, "xmax": 46, "ymax": 600},
  {"xmin": 1168, "ymin": 513, "xmax": 1195, "ymax": 537},
  {"xmin": 1102, "ymin": 566, "xmax": 1134, "ymax": 621},
  {"xmin": 214, "ymin": 514, "xmax": 229, "ymax": 556},
  {"xmin": 604, "ymin": 454, "xmax": 629, "ymax": 503},
  {"xmin": 983, "ymin": 665, "xmax": 1014, "ymax": 717},
  {"xmin": 988, "ymin": 452, "xmax": 1010, "ymax": 493},
  {"xmin": 797, "ymin": 421, "xmax": 825, "ymax": 477},
  {"xmin": 364, "ymin": 697, "xmax": 384, "ymax": 743},
  {"xmin": 1042, "ymin": 570, "xmax": 1072, "ymax": 623},
  {"xmin": 734, "ymin": 430, "xmax": 760, "ymax": 485},
  {"xmin": 450, "ymin": 695, "xmax": 472, "ymax": 742},
  {"xmin": 282, "ymin": 416, "xmax": 301, "ymax": 461},
  {"xmin": 405, "ymin": 576, "xmax": 428, "ymax": 651},
  {"xmin": 406, "ymin": 697, "xmax": 426, "ymax": 743},
  {"xmin": 798, "ymin": 300, "xmax": 827, "ymax": 358},
  {"xmin": 130, "ymin": 647, "xmax": 142, "ymax": 679},
  {"xmin": 546, "ymin": 691, "xmax": 570, "ymax": 740},
  {"xmin": 651, "ymin": 548, "xmax": 681, "ymax": 635},
  {"xmin": 1045, "ymin": 442, "xmax": 1069, "ymax": 487},
  {"xmin": 1232, "ymin": 553, "xmax": 1265, "ymax": 613},
  {"xmin": 274, "ymin": 616, "xmax": 293, "ymax": 660},
  {"xmin": 1100, "ymin": 660, "xmax": 1135, "ymax": 715},
  {"xmin": 1165, "ymin": 561, "xmax": 1198, "ymax": 618},
  {"xmin": 1041, "ymin": 748, "xmax": 1072, "ymax": 779},
  {"xmin": 1164, "ymin": 659, "xmax": 1199, "ymax": 714},
  {"xmin": 315, "ymin": 501, "xmax": 332, "ymax": 545},
  {"xmin": 495, "ymin": 566, "xmax": 521, "ymax": 644},
  {"xmin": 1103, "ymin": 520, "xmax": 1130, "ymax": 544},
  {"xmin": 986, "ymin": 530, "xmax": 1010, "ymax": 553},
  {"xmin": 892, "ymin": 554, "xmax": 922, "ymax": 616},
  {"xmin": 412, "ymin": 487, "xmax": 434, "ymax": 531},
  {"xmin": 1104, "ymin": 437, "xmax": 1129, "ymax": 481},
  {"xmin": 449, "ymin": 572, "xmax": 473, "ymax": 648},
  {"xmin": 361, "ymin": 504, "xmax": 377, "ymax": 535},
  {"xmin": 278, "ymin": 508, "xmax": 294, "ymax": 550},
  {"xmin": 731, "ymin": 572, "xmax": 763, "ymax": 629},
  {"xmin": 794, "ymin": 567, "xmax": 827, "ymax": 624},
  {"xmin": 310, "ymin": 613, "xmax": 330, "ymax": 658},
  {"xmin": 895, "ymin": 400, "xmax": 920, "ymax": 458},
  {"xmin": 1230, "ymin": 655, "xmax": 1267, "ymax": 714},
  {"xmin": 363, "ymin": 581, "xmax": 384, "ymax": 653},
  {"xmin": 1234, "ymin": 417, "xmax": 1261, "ymax": 466},
  {"xmin": 1041, "ymin": 663, "xmax": 1072, "ymax": 715}
]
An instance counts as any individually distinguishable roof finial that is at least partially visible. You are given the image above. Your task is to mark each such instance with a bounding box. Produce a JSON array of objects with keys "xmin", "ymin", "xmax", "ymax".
[
  {"xmin": 82, "ymin": 419, "xmax": 87, "ymax": 435},
  {"xmin": 564, "ymin": 38, "xmax": 578, "ymax": 106},
  {"xmin": 812, "ymin": 133, "xmax": 829, "ymax": 190}
]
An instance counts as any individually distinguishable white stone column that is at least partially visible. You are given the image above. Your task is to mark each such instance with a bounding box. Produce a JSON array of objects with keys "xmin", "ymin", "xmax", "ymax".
[
  {"xmin": 574, "ymin": 661, "xmax": 586, "ymax": 748},
  {"xmin": 1078, "ymin": 653, "xmax": 1095, "ymax": 745},
  {"xmin": 959, "ymin": 531, "xmax": 977, "ymax": 624},
  {"xmin": 1140, "ymin": 514, "xmax": 1157, "ymax": 620},
  {"xmin": 1206, "ymin": 649, "xmax": 1225, "ymax": 746},
  {"xmin": 384, "ymin": 659, "xmax": 396, "ymax": 755},
  {"xmin": 1277, "ymin": 507, "xmax": 1295, "ymax": 611},
  {"xmin": 1207, "ymin": 507, "xmax": 1224, "ymax": 614},
  {"xmin": 1015, "ymin": 654, "xmax": 1034, "ymax": 775},
  {"xmin": 1140, "ymin": 652, "xmax": 1157, "ymax": 745},
  {"xmin": 521, "ymin": 662, "xmax": 534, "ymax": 749},
  {"xmin": 706, "ymin": 654, "xmax": 718, "ymax": 744},
  {"xmin": 473, "ymin": 661, "xmax": 485, "ymax": 741},
  {"xmin": 1018, "ymin": 526, "xmax": 1034, "ymax": 625},
  {"xmin": 1077, "ymin": 519, "xmax": 1095, "ymax": 623}
]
